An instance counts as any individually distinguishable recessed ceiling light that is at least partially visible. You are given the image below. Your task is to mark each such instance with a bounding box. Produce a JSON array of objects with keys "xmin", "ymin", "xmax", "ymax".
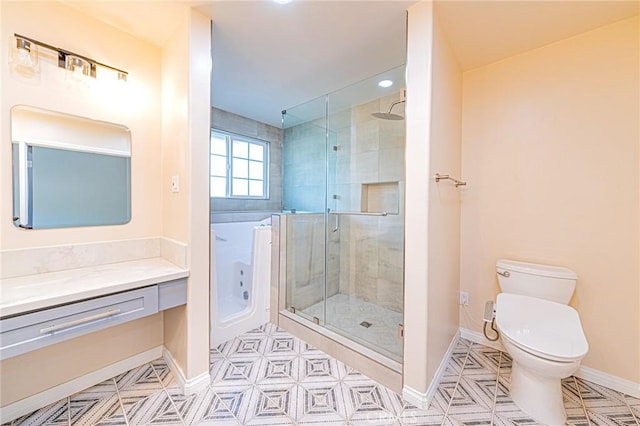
[
  {"xmin": 378, "ymin": 79, "xmax": 393, "ymax": 88},
  {"xmin": 274, "ymin": 0, "xmax": 293, "ymax": 4}
]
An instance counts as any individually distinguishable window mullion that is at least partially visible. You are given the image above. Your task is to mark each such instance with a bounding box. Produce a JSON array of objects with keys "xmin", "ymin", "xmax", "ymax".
[{"xmin": 226, "ymin": 136, "xmax": 232, "ymax": 198}]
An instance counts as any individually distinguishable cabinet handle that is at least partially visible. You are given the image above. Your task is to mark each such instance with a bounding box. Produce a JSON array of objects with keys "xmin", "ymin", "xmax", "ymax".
[{"xmin": 39, "ymin": 309, "xmax": 121, "ymax": 334}]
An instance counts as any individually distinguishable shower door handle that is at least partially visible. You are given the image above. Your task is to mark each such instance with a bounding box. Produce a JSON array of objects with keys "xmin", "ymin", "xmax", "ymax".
[
  {"xmin": 331, "ymin": 211, "xmax": 388, "ymax": 216},
  {"xmin": 330, "ymin": 211, "xmax": 387, "ymax": 232}
]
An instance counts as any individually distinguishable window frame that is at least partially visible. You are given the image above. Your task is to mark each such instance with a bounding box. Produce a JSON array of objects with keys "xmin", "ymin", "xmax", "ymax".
[{"xmin": 210, "ymin": 129, "xmax": 269, "ymax": 200}]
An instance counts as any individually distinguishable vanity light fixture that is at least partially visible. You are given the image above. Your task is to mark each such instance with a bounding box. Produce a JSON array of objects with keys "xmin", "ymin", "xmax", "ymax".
[
  {"xmin": 11, "ymin": 33, "xmax": 128, "ymax": 82},
  {"xmin": 65, "ymin": 55, "xmax": 92, "ymax": 85},
  {"xmin": 273, "ymin": 0, "xmax": 293, "ymax": 4},
  {"xmin": 9, "ymin": 36, "xmax": 39, "ymax": 77}
]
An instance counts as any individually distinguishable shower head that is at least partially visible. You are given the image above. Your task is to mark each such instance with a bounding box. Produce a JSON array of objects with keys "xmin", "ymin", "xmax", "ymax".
[
  {"xmin": 371, "ymin": 112, "xmax": 404, "ymax": 120},
  {"xmin": 371, "ymin": 100, "xmax": 405, "ymax": 120}
]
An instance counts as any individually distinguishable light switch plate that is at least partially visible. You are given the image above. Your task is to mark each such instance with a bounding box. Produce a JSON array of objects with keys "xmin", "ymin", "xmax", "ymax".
[{"xmin": 171, "ymin": 175, "xmax": 179, "ymax": 193}]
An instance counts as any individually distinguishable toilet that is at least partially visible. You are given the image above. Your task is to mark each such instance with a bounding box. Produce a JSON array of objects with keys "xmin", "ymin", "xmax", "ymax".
[{"xmin": 495, "ymin": 259, "xmax": 588, "ymax": 426}]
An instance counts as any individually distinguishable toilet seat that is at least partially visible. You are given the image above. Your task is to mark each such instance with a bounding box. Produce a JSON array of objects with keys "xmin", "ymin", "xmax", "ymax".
[{"xmin": 496, "ymin": 293, "xmax": 588, "ymax": 362}]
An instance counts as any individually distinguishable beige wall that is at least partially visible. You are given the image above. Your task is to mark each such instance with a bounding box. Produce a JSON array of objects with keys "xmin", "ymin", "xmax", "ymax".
[
  {"xmin": 161, "ymin": 8, "xmax": 211, "ymax": 380},
  {"xmin": 426, "ymin": 12, "xmax": 463, "ymax": 384},
  {"xmin": 460, "ymin": 17, "xmax": 639, "ymax": 383},
  {"xmin": 0, "ymin": 1, "xmax": 162, "ymax": 249},
  {"xmin": 404, "ymin": 1, "xmax": 434, "ymax": 394},
  {"xmin": 0, "ymin": 314, "xmax": 163, "ymax": 406},
  {"xmin": 404, "ymin": 0, "xmax": 463, "ymax": 396},
  {"xmin": 0, "ymin": 1, "xmax": 164, "ymax": 404}
]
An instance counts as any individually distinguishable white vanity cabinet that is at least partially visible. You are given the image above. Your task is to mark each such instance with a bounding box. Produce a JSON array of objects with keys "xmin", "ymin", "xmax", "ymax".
[{"xmin": 0, "ymin": 258, "xmax": 188, "ymax": 361}]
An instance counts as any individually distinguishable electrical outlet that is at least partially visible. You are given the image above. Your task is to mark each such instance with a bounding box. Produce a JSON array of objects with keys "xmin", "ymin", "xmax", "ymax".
[{"xmin": 459, "ymin": 291, "xmax": 469, "ymax": 306}]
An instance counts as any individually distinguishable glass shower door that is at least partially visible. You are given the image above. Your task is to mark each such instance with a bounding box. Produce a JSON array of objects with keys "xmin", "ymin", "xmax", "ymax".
[
  {"xmin": 322, "ymin": 73, "xmax": 406, "ymax": 362},
  {"xmin": 281, "ymin": 96, "xmax": 328, "ymax": 326},
  {"xmin": 281, "ymin": 65, "xmax": 406, "ymax": 364}
]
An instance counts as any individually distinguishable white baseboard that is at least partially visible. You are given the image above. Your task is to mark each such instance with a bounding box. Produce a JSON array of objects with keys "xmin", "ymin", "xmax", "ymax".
[
  {"xmin": 0, "ymin": 346, "xmax": 162, "ymax": 424},
  {"xmin": 459, "ymin": 327, "xmax": 640, "ymax": 398},
  {"xmin": 576, "ymin": 365, "xmax": 640, "ymax": 398},
  {"xmin": 402, "ymin": 330, "xmax": 460, "ymax": 410},
  {"xmin": 162, "ymin": 347, "xmax": 210, "ymax": 395},
  {"xmin": 402, "ymin": 385, "xmax": 431, "ymax": 410}
]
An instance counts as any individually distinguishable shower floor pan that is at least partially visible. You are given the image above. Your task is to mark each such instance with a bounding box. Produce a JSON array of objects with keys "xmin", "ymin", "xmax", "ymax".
[{"xmin": 301, "ymin": 293, "xmax": 403, "ymax": 362}]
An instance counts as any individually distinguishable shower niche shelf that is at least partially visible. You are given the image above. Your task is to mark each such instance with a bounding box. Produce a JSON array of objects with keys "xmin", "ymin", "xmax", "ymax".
[{"xmin": 361, "ymin": 182, "xmax": 399, "ymax": 215}]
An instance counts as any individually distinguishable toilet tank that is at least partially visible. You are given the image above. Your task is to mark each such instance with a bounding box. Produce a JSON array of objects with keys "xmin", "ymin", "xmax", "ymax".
[{"xmin": 496, "ymin": 259, "xmax": 578, "ymax": 304}]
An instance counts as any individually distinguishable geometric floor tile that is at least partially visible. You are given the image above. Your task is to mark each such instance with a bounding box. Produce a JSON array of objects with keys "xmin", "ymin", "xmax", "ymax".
[{"xmin": 6, "ymin": 325, "xmax": 639, "ymax": 426}]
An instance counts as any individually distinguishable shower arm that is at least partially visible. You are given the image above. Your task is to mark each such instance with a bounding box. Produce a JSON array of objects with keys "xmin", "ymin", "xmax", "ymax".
[{"xmin": 386, "ymin": 100, "xmax": 405, "ymax": 113}]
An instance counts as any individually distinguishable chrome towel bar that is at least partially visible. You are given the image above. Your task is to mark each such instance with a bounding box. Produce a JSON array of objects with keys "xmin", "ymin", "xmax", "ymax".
[
  {"xmin": 434, "ymin": 173, "xmax": 467, "ymax": 187},
  {"xmin": 330, "ymin": 211, "xmax": 388, "ymax": 216}
]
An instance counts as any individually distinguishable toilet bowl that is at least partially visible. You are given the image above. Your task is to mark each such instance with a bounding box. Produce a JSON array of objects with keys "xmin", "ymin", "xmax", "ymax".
[
  {"xmin": 496, "ymin": 293, "xmax": 588, "ymax": 425},
  {"xmin": 495, "ymin": 260, "xmax": 588, "ymax": 426}
]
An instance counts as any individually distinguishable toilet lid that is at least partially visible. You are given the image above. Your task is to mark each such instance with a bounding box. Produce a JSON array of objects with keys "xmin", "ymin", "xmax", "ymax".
[{"xmin": 496, "ymin": 293, "xmax": 588, "ymax": 361}]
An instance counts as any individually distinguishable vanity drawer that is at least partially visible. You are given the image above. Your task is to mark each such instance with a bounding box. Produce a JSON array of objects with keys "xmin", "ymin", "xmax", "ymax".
[
  {"xmin": 158, "ymin": 278, "xmax": 187, "ymax": 310},
  {"xmin": 0, "ymin": 286, "xmax": 158, "ymax": 360}
]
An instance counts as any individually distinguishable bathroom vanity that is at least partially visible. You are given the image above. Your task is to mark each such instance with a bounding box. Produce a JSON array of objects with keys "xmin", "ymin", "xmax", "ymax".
[{"xmin": 0, "ymin": 257, "xmax": 188, "ymax": 361}]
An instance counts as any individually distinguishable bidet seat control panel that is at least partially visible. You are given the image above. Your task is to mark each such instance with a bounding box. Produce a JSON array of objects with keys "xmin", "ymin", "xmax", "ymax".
[{"xmin": 483, "ymin": 300, "xmax": 495, "ymax": 322}]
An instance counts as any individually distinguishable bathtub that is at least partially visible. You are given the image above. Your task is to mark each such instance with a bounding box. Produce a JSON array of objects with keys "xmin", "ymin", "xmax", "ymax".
[{"xmin": 210, "ymin": 218, "xmax": 271, "ymax": 347}]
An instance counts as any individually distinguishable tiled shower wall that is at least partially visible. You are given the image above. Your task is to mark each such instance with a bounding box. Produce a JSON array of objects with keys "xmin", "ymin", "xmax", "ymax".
[
  {"xmin": 210, "ymin": 108, "xmax": 283, "ymax": 222},
  {"xmin": 336, "ymin": 94, "xmax": 405, "ymax": 314},
  {"xmin": 283, "ymin": 93, "xmax": 405, "ymax": 314}
]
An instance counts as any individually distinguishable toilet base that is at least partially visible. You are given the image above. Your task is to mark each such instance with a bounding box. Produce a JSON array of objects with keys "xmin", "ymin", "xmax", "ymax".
[{"xmin": 510, "ymin": 361, "xmax": 566, "ymax": 426}]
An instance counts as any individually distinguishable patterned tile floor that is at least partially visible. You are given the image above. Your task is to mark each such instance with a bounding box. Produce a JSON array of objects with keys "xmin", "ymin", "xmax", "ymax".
[
  {"xmin": 302, "ymin": 293, "xmax": 403, "ymax": 361},
  {"xmin": 6, "ymin": 323, "xmax": 640, "ymax": 425}
]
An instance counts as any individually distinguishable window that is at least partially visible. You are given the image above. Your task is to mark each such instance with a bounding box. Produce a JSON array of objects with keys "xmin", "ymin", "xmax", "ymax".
[{"xmin": 210, "ymin": 130, "xmax": 269, "ymax": 199}]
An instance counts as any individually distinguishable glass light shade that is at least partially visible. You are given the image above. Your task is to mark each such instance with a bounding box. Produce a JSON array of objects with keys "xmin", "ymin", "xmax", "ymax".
[
  {"xmin": 65, "ymin": 55, "xmax": 91, "ymax": 85},
  {"xmin": 9, "ymin": 37, "xmax": 39, "ymax": 78}
]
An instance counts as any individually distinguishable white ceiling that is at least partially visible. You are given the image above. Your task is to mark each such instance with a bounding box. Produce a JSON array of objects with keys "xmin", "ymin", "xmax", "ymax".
[
  {"xmin": 62, "ymin": 1, "xmax": 639, "ymax": 128},
  {"xmin": 197, "ymin": 1, "xmax": 415, "ymax": 127}
]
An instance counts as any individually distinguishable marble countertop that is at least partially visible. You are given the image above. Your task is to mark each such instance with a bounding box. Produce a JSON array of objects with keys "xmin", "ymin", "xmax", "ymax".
[{"xmin": 0, "ymin": 258, "xmax": 189, "ymax": 317}]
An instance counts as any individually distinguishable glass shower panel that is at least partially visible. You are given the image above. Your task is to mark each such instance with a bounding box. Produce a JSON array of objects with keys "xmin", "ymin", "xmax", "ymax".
[
  {"xmin": 281, "ymin": 65, "xmax": 406, "ymax": 364},
  {"xmin": 282, "ymin": 97, "xmax": 328, "ymax": 325},
  {"xmin": 324, "ymin": 67, "xmax": 406, "ymax": 362}
]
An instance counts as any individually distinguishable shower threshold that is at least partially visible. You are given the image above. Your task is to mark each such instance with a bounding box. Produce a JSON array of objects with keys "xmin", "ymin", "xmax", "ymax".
[{"xmin": 279, "ymin": 308, "xmax": 402, "ymax": 374}]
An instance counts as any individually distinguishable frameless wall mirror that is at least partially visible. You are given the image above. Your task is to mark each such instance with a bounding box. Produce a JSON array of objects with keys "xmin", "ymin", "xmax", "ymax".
[{"xmin": 11, "ymin": 105, "xmax": 131, "ymax": 229}]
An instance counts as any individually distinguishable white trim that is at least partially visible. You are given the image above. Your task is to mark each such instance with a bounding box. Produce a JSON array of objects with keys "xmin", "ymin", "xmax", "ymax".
[
  {"xmin": 0, "ymin": 346, "xmax": 162, "ymax": 424},
  {"xmin": 576, "ymin": 365, "xmax": 640, "ymax": 398},
  {"xmin": 459, "ymin": 327, "xmax": 640, "ymax": 398},
  {"xmin": 402, "ymin": 385, "xmax": 431, "ymax": 410},
  {"xmin": 19, "ymin": 139, "xmax": 130, "ymax": 157},
  {"xmin": 402, "ymin": 330, "xmax": 460, "ymax": 409},
  {"xmin": 162, "ymin": 347, "xmax": 210, "ymax": 395},
  {"xmin": 459, "ymin": 326, "xmax": 505, "ymax": 352}
]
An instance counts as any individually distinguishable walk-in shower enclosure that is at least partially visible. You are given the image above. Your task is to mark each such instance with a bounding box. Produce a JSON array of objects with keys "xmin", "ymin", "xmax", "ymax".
[{"xmin": 279, "ymin": 66, "xmax": 406, "ymax": 364}]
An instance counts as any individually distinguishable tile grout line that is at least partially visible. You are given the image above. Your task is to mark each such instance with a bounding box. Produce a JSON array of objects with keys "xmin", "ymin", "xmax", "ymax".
[
  {"xmin": 441, "ymin": 341, "xmax": 473, "ymax": 425},
  {"xmin": 572, "ymin": 376, "xmax": 592, "ymax": 426},
  {"xmin": 111, "ymin": 377, "xmax": 130, "ymax": 426},
  {"xmin": 490, "ymin": 351, "xmax": 503, "ymax": 426},
  {"xmin": 149, "ymin": 362, "xmax": 187, "ymax": 426},
  {"xmin": 622, "ymin": 394, "xmax": 640, "ymax": 426}
]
